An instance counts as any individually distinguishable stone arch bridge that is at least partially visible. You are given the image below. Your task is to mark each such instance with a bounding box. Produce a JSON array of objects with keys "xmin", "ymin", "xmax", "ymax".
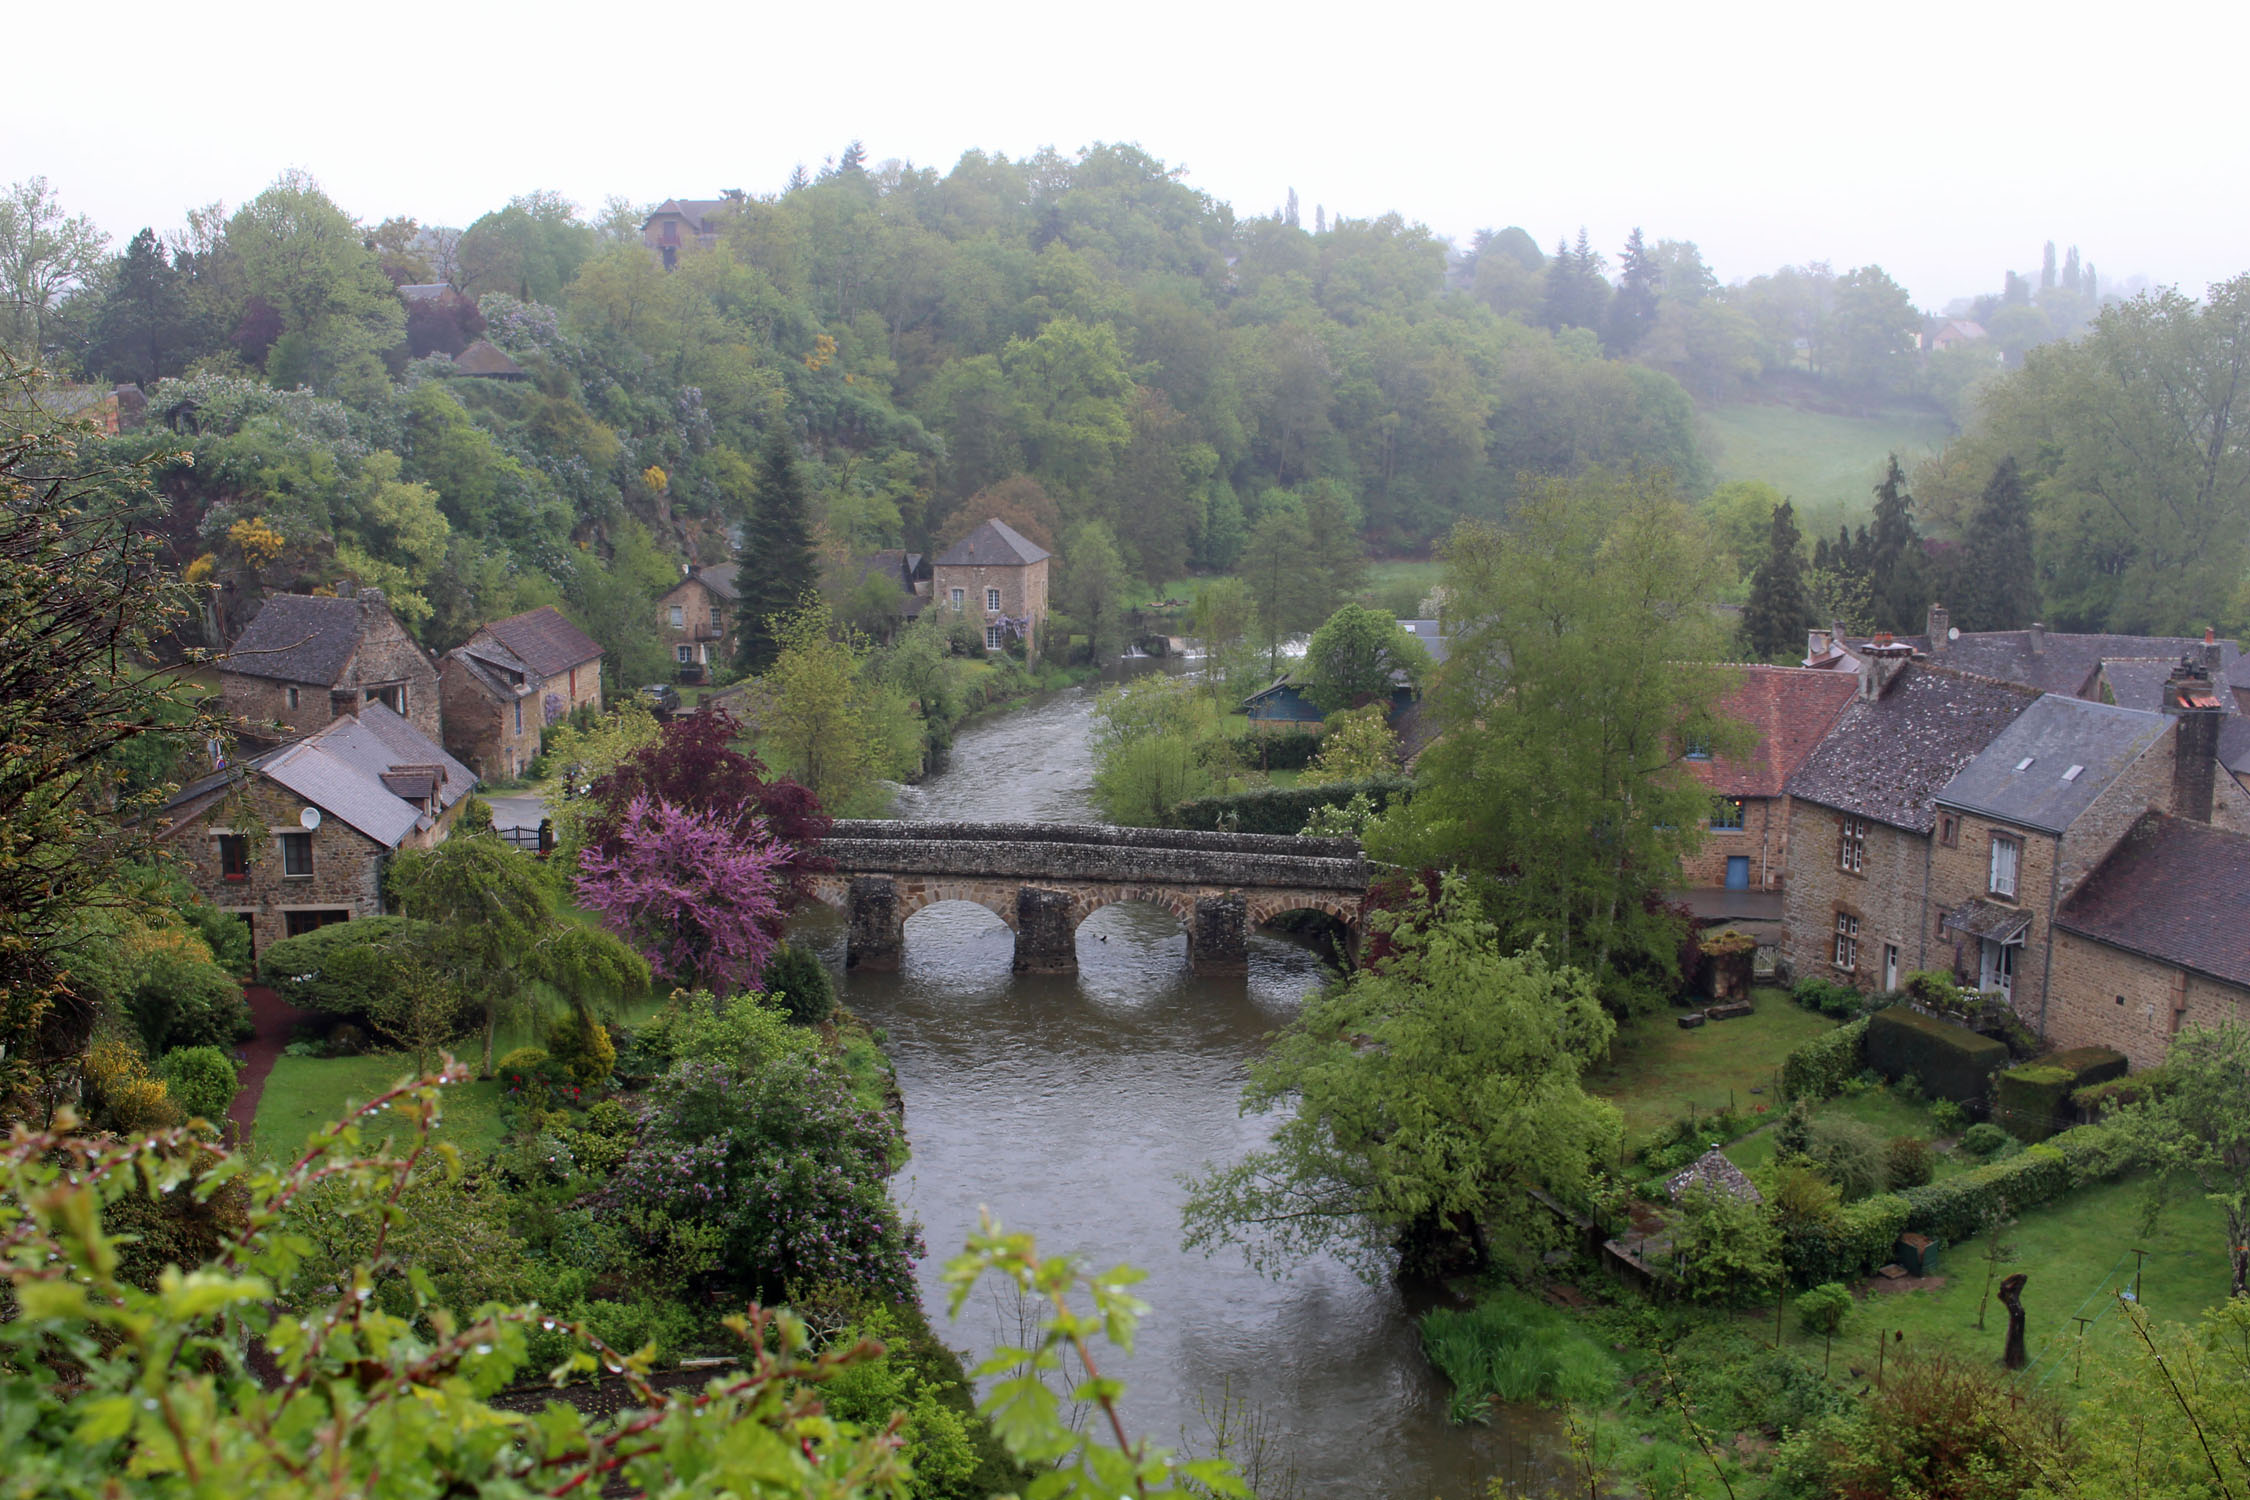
[{"xmin": 806, "ymin": 820, "xmax": 1369, "ymax": 975}]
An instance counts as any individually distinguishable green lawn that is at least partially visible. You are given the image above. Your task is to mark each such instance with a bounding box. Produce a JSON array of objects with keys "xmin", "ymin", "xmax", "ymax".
[
  {"xmin": 1588, "ymin": 990, "xmax": 1837, "ymax": 1147},
  {"xmin": 1726, "ymin": 1086, "xmax": 1970, "ymax": 1178},
  {"xmin": 251, "ymin": 1051, "xmax": 509, "ymax": 1161},
  {"xmin": 1703, "ymin": 397, "xmax": 1955, "ymax": 534}
]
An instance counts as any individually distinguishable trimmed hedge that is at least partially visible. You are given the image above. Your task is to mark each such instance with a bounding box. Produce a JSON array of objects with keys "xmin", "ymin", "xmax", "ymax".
[
  {"xmin": 1785, "ymin": 1193, "xmax": 1911, "ymax": 1285},
  {"xmin": 1994, "ymin": 1065, "xmax": 2074, "ymax": 1143},
  {"xmin": 258, "ymin": 916, "xmax": 430, "ymax": 1020},
  {"xmin": 1899, "ymin": 1121, "xmax": 2129, "ymax": 1240},
  {"xmin": 1863, "ymin": 1008, "xmax": 2008, "ymax": 1106},
  {"xmin": 1781, "ymin": 1018, "xmax": 1869, "ymax": 1101},
  {"xmin": 2073, "ymin": 1065, "xmax": 2171, "ymax": 1116},
  {"xmin": 1170, "ymin": 777, "xmax": 1411, "ymax": 835},
  {"xmin": 1228, "ymin": 729, "xmax": 1322, "ymax": 771}
]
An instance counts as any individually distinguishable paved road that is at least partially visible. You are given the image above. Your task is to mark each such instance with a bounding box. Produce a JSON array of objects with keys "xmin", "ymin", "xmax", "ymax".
[{"xmin": 483, "ymin": 792, "xmax": 552, "ymax": 834}]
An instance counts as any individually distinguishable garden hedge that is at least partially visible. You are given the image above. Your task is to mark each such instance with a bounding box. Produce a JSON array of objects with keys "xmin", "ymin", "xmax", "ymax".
[
  {"xmin": 1228, "ymin": 729, "xmax": 1322, "ymax": 771},
  {"xmin": 1169, "ymin": 777, "xmax": 1411, "ymax": 835},
  {"xmin": 1996, "ymin": 1048, "xmax": 2128, "ymax": 1140},
  {"xmin": 1780, "ymin": 1017, "xmax": 1869, "ymax": 1101},
  {"xmin": 1784, "ymin": 1192, "xmax": 1910, "ymax": 1285},
  {"xmin": 1863, "ymin": 1007, "xmax": 2008, "ymax": 1105},
  {"xmin": 257, "ymin": 916, "xmax": 429, "ymax": 1020},
  {"xmin": 1899, "ymin": 1121, "xmax": 2129, "ymax": 1241}
]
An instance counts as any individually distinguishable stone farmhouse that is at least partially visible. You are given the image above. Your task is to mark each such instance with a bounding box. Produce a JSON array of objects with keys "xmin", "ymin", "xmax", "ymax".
[
  {"xmin": 656, "ymin": 563, "xmax": 736, "ymax": 682},
  {"xmin": 157, "ymin": 705, "xmax": 475, "ymax": 954},
  {"xmin": 440, "ymin": 606, "xmax": 605, "ymax": 781},
  {"xmin": 640, "ymin": 199, "xmax": 735, "ymax": 270},
  {"xmin": 1681, "ymin": 666, "xmax": 1857, "ymax": 893},
  {"xmin": 219, "ymin": 591, "xmax": 441, "ymax": 749},
  {"xmin": 929, "ymin": 520, "xmax": 1051, "ymax": 662}
]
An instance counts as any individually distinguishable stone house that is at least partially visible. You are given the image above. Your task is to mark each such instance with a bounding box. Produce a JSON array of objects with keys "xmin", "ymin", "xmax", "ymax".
[
  {"xmin": 1681, "ymin": 666, "xmax": 1857, "ymax": 892},
  {"xmin": 439, "ymin": 606, "xmax": 605, "ymax": 780},
  {"xmin": 1807, "ymin": 606, "xmax": 2245, "ymax": 709},
  {"xmin": 1780, "ymin": 648, "xmax": 2037, "ymax": 992},
  {"xmin": 2049, "ymin": 813, "xmax": 2250, "ymax": 1067},
  {"xmin": 929, "ymin": 520, "xmax": 1050, "ymax": 662},
  {"xmin": 157, "ymin": 704, "xmax": 475, "ymax": 954},
  {"xmin": 219, "ymin": 590, "xmax": 441, "ymax": 749},
  {"xmin": 1924, "ymin": 672, "xmax": 2250, "ymax": 1033},
  {"xmin": 641, "ymin": 198, "xmax": 735, "ymax": 270},
  {"xmin": 656, "ymin": 563, "xmax": 736, "ymax": 682}
]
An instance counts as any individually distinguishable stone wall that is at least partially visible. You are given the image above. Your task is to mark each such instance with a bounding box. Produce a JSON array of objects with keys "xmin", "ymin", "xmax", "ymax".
[
  {"xmin": 821, "ymin": 818, "xmax": 1366, "ymax": 893},
  {"xmin": 2044, "ymin": 930, "xmax": 2250, "ymax": 1068},
  {"xmin": 440, "ymin": 660, "xmax": 541, "ymax": 780},
  {"xmin": 1678, "ymin": 795, "xmax": 1785, "ymax": 889},
  {"xmin": 218, "ymin": 673, "xmax": 333, "ymax": 743},
  {"xmin": 1781, "ymin": 801, "xmax": 1930, "ymax": 991},
  {"xmin": 1928, "ymin": 812, "xmax": 2059, "ymax": 1020},
  {"xmin": 2058, "ymin": 737, "xmax": 2177, "ymax": 894},
  {"xmin": 337, "ymin": 606, "xmax": 442, "ymax": 742},
  {"xmin": 659, "ymin": 578, "xmax": 730, "ymax": 674},
  {"xmin": 927, "ymin": 559, "xmax": 1049, "ymax": 662},
  {"xmin": 164, "ymin": 776, "xmax": 391, "ymax": 954}
]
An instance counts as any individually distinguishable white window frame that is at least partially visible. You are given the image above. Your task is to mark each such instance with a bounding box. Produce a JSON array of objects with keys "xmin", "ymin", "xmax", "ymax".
[
  {"xmin": 1883, "ymin": 943, "xmax": 1900, "ymax": 990},
  {"xmin": 668, "ymin": 604, "xmax": 685, "ymax": 629},
  {"xmin": 1981, "ymin": 939, "xmax": 2017, "ymax": 997},
  {"xmin": 985, "ymin": 624, "xmax": 1003, "ymax": 651},
  {"xmin": 676, "ymin": 644, "xmax": 694, "ymax": 664},
  {"xmin": 1833, "ymin": 911, "xmax": 1859, "ymax": 970},
  {"xmin": 986, "ymin": 587, "xmax": 1003, "ymax": 612},
  {"xmin": 950, "ymin": 587, "xmax": 965, "ymax": 613},
  {"xmin": 1989, "ymin": 833, "xmax": 2020, "ymax": 900},
  {"xmin": 1838, "ymin": 816, "xmax": 1867, "ymax": 874}
]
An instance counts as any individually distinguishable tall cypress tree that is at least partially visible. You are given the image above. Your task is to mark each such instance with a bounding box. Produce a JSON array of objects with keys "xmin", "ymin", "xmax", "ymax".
[
  {"xmin": 733, "ymin": 427, "xmax": 817, "ymax": 674},
  {"xmin": 1743, "ymin": 500, "xmax": 1814, "ymax": 660},
  {"xmin": 1962, "ymin": 456, "xmax": 2039, "ymax": 629}
]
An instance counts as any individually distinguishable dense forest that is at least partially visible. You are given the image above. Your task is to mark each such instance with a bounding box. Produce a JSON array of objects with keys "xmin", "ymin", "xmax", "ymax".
[{"xmin": 1, "ymin": 151, "xmax": 2234, "ymax": 668}]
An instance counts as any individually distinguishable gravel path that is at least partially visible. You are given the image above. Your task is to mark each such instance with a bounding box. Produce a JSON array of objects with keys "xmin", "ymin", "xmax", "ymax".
[{"xmin": 228, "ymin": 983, "xmax": 314, "ymax": 1145}]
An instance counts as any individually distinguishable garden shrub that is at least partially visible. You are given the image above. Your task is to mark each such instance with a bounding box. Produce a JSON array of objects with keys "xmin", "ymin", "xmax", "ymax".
[
  {"xmin": 2051, "ymin": 1119, "xmax": 2132, "ymax": 1187},
  {"xmin": 1663, "ymin": 1322, "xmax": 1845, "ymax": 1438},
  {"xmin": 1791, "ymin": 977, "xmax": 1867, "ymax": 1019},
  {"xmin": 762, "ymin": 943, "xmax": 836, "ymax": 1025},
  {"xmin": 547, "ymin": 1006, "xmax": 616, "ymax": 1087},
  {"xmin": 579, "ymin": 1294, "xmax": 705, "ymax": 1366},
  {"xmin": 1780, "ymin": 1187, "xmax": 1910, "ymax": 1286},
  {"xmin": 182, "ymin": 903, "xmax": 254, "ymax": 974},
  {"xmin": 1672, "ymin": 1185, "xmax": 1783, "ymax": 1304},
  {"xmin": 128, "ymin": 947, "xmax": 252, "ymax": 1054},
  {"xmin": 1420, "ymin": 1288, "xmax": 1621, "ymax": 1420},
  {"xmin": 1885, "ymin": 1135, "xmax": 1935, "ymax": 1189},
  {"xmin": 257, "ymin": 916, "xmax": 430, "ymax": 1020},
  {"xmin": 1900, "ymin": 1141, "xmax": 2072, "ymax": 1241},
  {"xmin": 1805, "ymin": 1117, "xmax": 1888, "ymax": 1201},
  {"xmin": 82, "ymin": 1030, "xmax": 178, "ymax": 1133},
  {"xmin": 1959, "ymin": 1122, "xmax": 2010, "ymax": 1158},
  {"xmin": 496, "ymin": 1046, "xmax": 550, "ymax": 1076},
  {"xmin": 157, "ymin": 1046, "xmax": 238, "ymax": 1123},
  {"xmin": 1169, "ymin": 776, "xmax": 1411, "ymax": 834},
  {"xmin": 1929, "ymin": 1099, "xmax": 1966, "ymax": 1135},
  {"xmin": 1994, "ymin": 1064, "xmax": 2075, "ymax": 1142},
  {"xmin": 1795, "ymin": 1282, "xmax": 1854, "ymax": 1337},
  {"xmin": 1781, "ymin": 1017, "xmax": 1869, "ymax": 1101},
  {"xmin": 1228, "ymin": 728, "xmax": 1322, "ymax": 771},
  {"xmin": 2073, "ymin": 1065, "xmax": 2171, "ymax": 1116},
  {"xmin": 1863, "ymin": 1007, "xmax": 2008, "ymax": 1105}
]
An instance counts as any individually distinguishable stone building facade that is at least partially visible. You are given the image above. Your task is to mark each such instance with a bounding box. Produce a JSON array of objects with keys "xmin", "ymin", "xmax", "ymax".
[
  {"xmin": 159, "ymin": 705, "xmax": 475, "ymax": 953},
  {"xmin": 441, "ymin": 606, "xmax": 605, "ymax": 779},
  {"xmin": 656, "ymin": 564, "xmax": 737, "ymax": 681},
  {"xmin": 1681, "ymin": 666, "xmax": 1856, "ymax": 892},
  {"xmin": 219, "ymin": 591, "xmax": 441, "ymax": 746},
  {"xmin": 929, "ymin": 520, "xmax": 1051, "ymax": 663}
]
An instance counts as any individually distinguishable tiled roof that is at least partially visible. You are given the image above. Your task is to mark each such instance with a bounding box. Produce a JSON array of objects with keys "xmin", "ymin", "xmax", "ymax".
[
  {"xmin": 1691, "ymin": 666, "xmax": 1858, "ymax": 799},
  {"xmin": 2058, "ymin": 813, "xmax": 2250, "ymax": 990},
  {"xmin": 1668, "ymin": 1148, "xmax": 1762, "ymax": 1204},
  {"xmin": 257, "ymin": 705, "xmax": 476, "ymax": 848},
  {"xmin": 674, "ymin": 563, "xmax": 739, "ymax": 601},
  {"xmin": 225, "ymin": 595, "xmax": 374, "ymax": 684},
  {"xmin": 933, "ymin": 518, "xmax": 1049, "ymax": 567},
  {"xmin": 1784, "ymin": 663, "xmax": 2037, "ymax": 832},
  {"xmin": 477, "ymin": 605, "xmax": 603, "ymax": 678},
  {"xmin": 643, "ymin": 199, "xmax": 732, "ymax": 230},
  {"xmin": 1934, "ymin": 695, "xmax": 2170, "ymax": 835},
  {"xmin": 1930, "ymin": 631, "xmax": 2241, "ymax": 699}
]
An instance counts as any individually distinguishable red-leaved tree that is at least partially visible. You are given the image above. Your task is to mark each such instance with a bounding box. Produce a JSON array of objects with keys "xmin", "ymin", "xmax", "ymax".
[{"xmin": 575, "ymin": 793, "xmax": 791, "ymax": 994}]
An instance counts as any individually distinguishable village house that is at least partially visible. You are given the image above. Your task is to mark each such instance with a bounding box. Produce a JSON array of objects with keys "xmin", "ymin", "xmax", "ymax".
[
  {"xmin": 929, "ymin": 519, "xmax": 1051, "ymax": 663},
  {"xmin": 156, "ymin": 705, "xmax": 475, "ymax": 954},
  {"xmin": 640, "ymin": 198, "xmax": 736, "ymax": 269},
  {"xmin": 1806, "ymin": 606, "xmax": 2244, "ymax": 711},
  {"xmin": 2048, "ymin": 813, "xmax": 2250, "ymax": 1067},
  {"xmin": 218, "ymin": 590, "xmax": 442, "ymax": 749},
  {"xmin": 656, "ymin": 563, "xmax": 737, "ymax": 681},
  {"xmin": 1924, "ymin": 667, "xmax": 2250, "ymax": 1033},
  {"xmin": 836, "ymin": 549, "xmax": 931, "ymax": 634},
  {"xmin": 1680, "ymin": 665, "xmax": 1857, "ymax": 894},
  {"xmin": 439, "ymin": 606, "xmax": 606, "ymax": 780},
  {"xmin": 1780, "ymin": 648, "xmax": 2037, "ymax": 993}
]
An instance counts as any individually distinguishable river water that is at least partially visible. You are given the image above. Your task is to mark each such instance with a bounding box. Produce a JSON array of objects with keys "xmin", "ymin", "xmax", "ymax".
[{"xmin": 797, "ymin": 668, "xmax": 1564, "ymax": 1497}]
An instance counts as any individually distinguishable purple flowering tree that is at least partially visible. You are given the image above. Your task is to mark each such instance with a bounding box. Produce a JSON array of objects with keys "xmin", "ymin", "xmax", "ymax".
[{"xmin": 573, "ymin": 793, "xmax": 789, "ymax": 994}]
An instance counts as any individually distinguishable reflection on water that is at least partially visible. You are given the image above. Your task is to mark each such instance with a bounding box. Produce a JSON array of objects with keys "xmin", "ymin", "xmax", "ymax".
[{"xmin": 811, "ymin": 673, "xmax": 1563, "ymax": 1497}]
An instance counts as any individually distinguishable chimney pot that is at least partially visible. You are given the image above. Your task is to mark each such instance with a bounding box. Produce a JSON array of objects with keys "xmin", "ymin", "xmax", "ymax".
[
  {"xmin": 2029, "ymin": 622, "xmax": 2046, "ymax": 655},
  {"xmin": 1927, "ymin": 604, "xmax": 1950, "ymax": 653}
]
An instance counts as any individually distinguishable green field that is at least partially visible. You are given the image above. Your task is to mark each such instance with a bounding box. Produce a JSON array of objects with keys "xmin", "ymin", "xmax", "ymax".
[
  {"xmin": 1588, "ymin": 991, "xmax": 1837, "ymax": 1148},
  {"xmin": 1132, "ymin": 559, "xmax": 1444, "ymax": 619},
  {"xmin": 1703, "ymin": 397, "xmax": 1955, "ymax": 535}
]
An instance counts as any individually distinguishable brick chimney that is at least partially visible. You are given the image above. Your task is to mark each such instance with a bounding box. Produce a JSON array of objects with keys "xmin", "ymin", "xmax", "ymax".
[
  {"xmin": 2161, "ymin": 655, "xmax": 2224, "ymax": 822},
  {"xmin": 1927, "ymin": 603, "xmax": 1950, "ymax": 655},
  {"xmin": 2202, "ymin": 626, "xmax": 2223, "ymax": 675},
  {"xmin": 359, "ymin": 586, "xmax": 387, "ymax": 618},
  {"xmin": 1858, "ymin": 640, "xmax": 1914, "ymax": 701},
  {"xmin": 2029, "ymin": 621, "xmax": 2045, "ymax": 656}
]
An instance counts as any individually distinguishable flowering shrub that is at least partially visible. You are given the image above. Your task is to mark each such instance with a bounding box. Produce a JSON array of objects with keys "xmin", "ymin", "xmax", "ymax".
[
  {"xmin": 598, "ymin": 1052, "xmax": 920, "ymax": 1303},
  {"xmin": 575, "ymin": 793, "xmax": 790, "ymax": 994}
]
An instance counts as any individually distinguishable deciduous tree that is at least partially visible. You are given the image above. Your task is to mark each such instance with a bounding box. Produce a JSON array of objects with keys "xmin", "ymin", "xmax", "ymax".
[
  {"xmin": 2119, "ymin": 1022, "xmax": 2250, "ymax": 1295},
  {"xmin": 1300, "ymin": 602, "xmax": 1428, "ymax": 711},
  {"xmin": 575, "ymin": 793, "xmax": 792, "ymax": 995}
]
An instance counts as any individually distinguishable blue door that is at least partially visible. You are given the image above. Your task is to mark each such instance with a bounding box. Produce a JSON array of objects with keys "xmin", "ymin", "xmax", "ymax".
[{"xmin": 1725, "ymin": 856, "xmax": 1750, "ymax": 890}]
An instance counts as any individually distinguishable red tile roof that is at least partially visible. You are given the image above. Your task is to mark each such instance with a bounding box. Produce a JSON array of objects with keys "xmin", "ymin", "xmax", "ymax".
[
  {"xmin": 1691, "ymin": 666, "xmax": 1859, "ymax": 799},
  {"xmin": 2057, "ymin": 812, "xmax": 2250, "ymax": 990}
]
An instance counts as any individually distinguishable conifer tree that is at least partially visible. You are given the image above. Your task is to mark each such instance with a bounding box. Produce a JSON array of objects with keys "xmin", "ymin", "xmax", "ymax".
[
  {"xmin": 1961, "ymin": 456, "xmax": 2039, "ymax": 629},
  {"xmin": 1606, "ymin": 227, "xmax": 1659, "ymax": 354},
  {"xmin": 1867, "ymin": 455, "xmax": 1929, "ymax": 633},
  {"xmin": 1743, "ymin": 500, "xmax": 1814, "ymax": 660},
  {"xmin": 734, "ymin": 427, "xmax": 817, "ymax": 674}
]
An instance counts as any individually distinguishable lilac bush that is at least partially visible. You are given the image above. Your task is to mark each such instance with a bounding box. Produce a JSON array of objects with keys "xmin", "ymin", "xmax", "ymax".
[{"xmin": 597, "ymin": 1056, "xmax": 921, "ymax": 1302}]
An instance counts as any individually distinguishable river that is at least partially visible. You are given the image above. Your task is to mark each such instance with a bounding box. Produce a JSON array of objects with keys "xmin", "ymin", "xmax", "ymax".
[{"xmin": 796, "ymin": 666, "xmax": 1565, "ymax": 1497}]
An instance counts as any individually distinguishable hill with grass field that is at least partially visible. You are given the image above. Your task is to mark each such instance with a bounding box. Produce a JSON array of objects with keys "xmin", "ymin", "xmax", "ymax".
[{"xmin": 1703, "ymin": 388, "xmax": 1957, "ymax": 536}]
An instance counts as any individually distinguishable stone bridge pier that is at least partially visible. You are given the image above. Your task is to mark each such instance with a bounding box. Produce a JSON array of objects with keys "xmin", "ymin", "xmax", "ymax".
[{"xmin": 834, "ymin": 876, "xmax": 1256, "ymax": 976}]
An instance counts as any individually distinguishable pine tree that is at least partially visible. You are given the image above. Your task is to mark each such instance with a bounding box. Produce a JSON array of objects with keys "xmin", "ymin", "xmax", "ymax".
[
  {"xmin": 2041, "ymin": 240, "xmax": 2058, "ymax": 291},
  {"xmin": 1961, "ymin": 456, "xmax": 2039, "ymax": 629},
  {"xmin": 1314, "ymin": 205, "xmax": 1327, "ymax": 234},
  {"xmin": 733, "ymin": 427, "xmax": 817, "ymax": 674},
  {"xmin": 1743, "ymin": 500, "xmax": 1815, "ymax": 660},
  {"xmin": 837, "ymin": 139, "xmax": 868, "ymax": 175},
  {"xmin": 1606, "ymin": 227, "xmax": 1658, "ymax": 354},
  {"xmin": 1542, "ymin": 227, "xmax": 1610, "ymax": 333},
  {"xmin": 1867, "ymin": 455, "xmax": 1928, "ymax": 634}
]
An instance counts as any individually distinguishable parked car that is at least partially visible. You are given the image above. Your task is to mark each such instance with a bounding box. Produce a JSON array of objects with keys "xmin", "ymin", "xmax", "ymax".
[{"xmin": 639, "ymin": 683, "xmax": 682, "ymax": 719}]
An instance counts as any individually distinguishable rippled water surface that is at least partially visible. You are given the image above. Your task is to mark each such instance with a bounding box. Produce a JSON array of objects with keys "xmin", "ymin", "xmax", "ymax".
[{"xmin": 806, "ymin": 671, "xmax": 1561, "ymax": 1497}]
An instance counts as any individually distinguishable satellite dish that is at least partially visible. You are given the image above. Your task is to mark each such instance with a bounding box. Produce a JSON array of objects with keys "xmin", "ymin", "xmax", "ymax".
[
  {"xmin": 299, "ymin": 807, "xmax": 322, "ymax": 831},
  {"xmin": 1948, "ymin": 627, "xmax": 1961, "ymax": 641}
]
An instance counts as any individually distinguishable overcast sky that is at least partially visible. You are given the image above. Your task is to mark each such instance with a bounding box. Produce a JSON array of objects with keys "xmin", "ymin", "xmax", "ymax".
[{"xmin": 16, "ymin": 0, "xmax": 2246, "ymax": 311}]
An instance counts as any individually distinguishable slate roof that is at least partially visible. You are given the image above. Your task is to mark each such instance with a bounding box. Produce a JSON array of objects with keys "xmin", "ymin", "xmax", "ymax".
[
  {"xmin": 1668, "ymin": 1148, "xmax": 1762, "ymax": 1205},
  {"xmin": 225, "ymin": 595, "xmax": 375, "ymax": 684},
  {"xmin": 1692, "ymin": 666, "xmax": 1858, "ymax": 800},
  {"xmin": 1933, "ymin": 695, "xmax": 2170, "ymax": 835},
  {"xmin": 1784, "ymin": 663, "xmax": 2038, "ymax": 833},
  {"xmin": 171, "ymin": 705, "xmax": 475, "ymax": 849},
  {"xmin": 1931, "ymin": 631, "xmax": 2241, "ymax": 699},
  {"xmin": 842, "ymin": 550, "xmax": 927, "ymax": 617},
  {"xmin": 476, "ymin": 606, "xmax": 603, "ymax": 678},
  {"xmin": 452, "ymin": 339, "xmax": 526, "ymax": 378},
  {"xmin": 2221, "ymin": 716, "xmax": 2250, "ymax": 775},
  {"xmin": 445, "ymin": 639, "xmax": 534, "ymax": 703},
  {"xmin": 1398, "ymin": 619, "xmax": 1450, "ymax": 666},
  {"xmin": 642, "ymin": 199, "xmax": 732, "ymax": 231},
  {"xmin": 2057, "ymin": 812, "xmax": 2250, "ymax": 990},
  {"xmin": 1943, "ymin": 897, "xmax": 2035, "ymax": 945},
  {"xmin": 933, "ymin": 518, "xmax": 1049, "ymax": 567},
  {"xmin": 677, "ymin": 563, "xmax": 739, "ymax": 601}
]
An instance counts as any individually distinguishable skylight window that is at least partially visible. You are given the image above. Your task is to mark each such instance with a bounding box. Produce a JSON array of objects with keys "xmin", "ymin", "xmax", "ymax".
[
  {"xmin": 2015, "ymin": 757, "xmax": 2036, "ymax": 772},
  {"xmin": 2063, "ymin": 765, "xmax": 2085, "ymax": 781}
]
